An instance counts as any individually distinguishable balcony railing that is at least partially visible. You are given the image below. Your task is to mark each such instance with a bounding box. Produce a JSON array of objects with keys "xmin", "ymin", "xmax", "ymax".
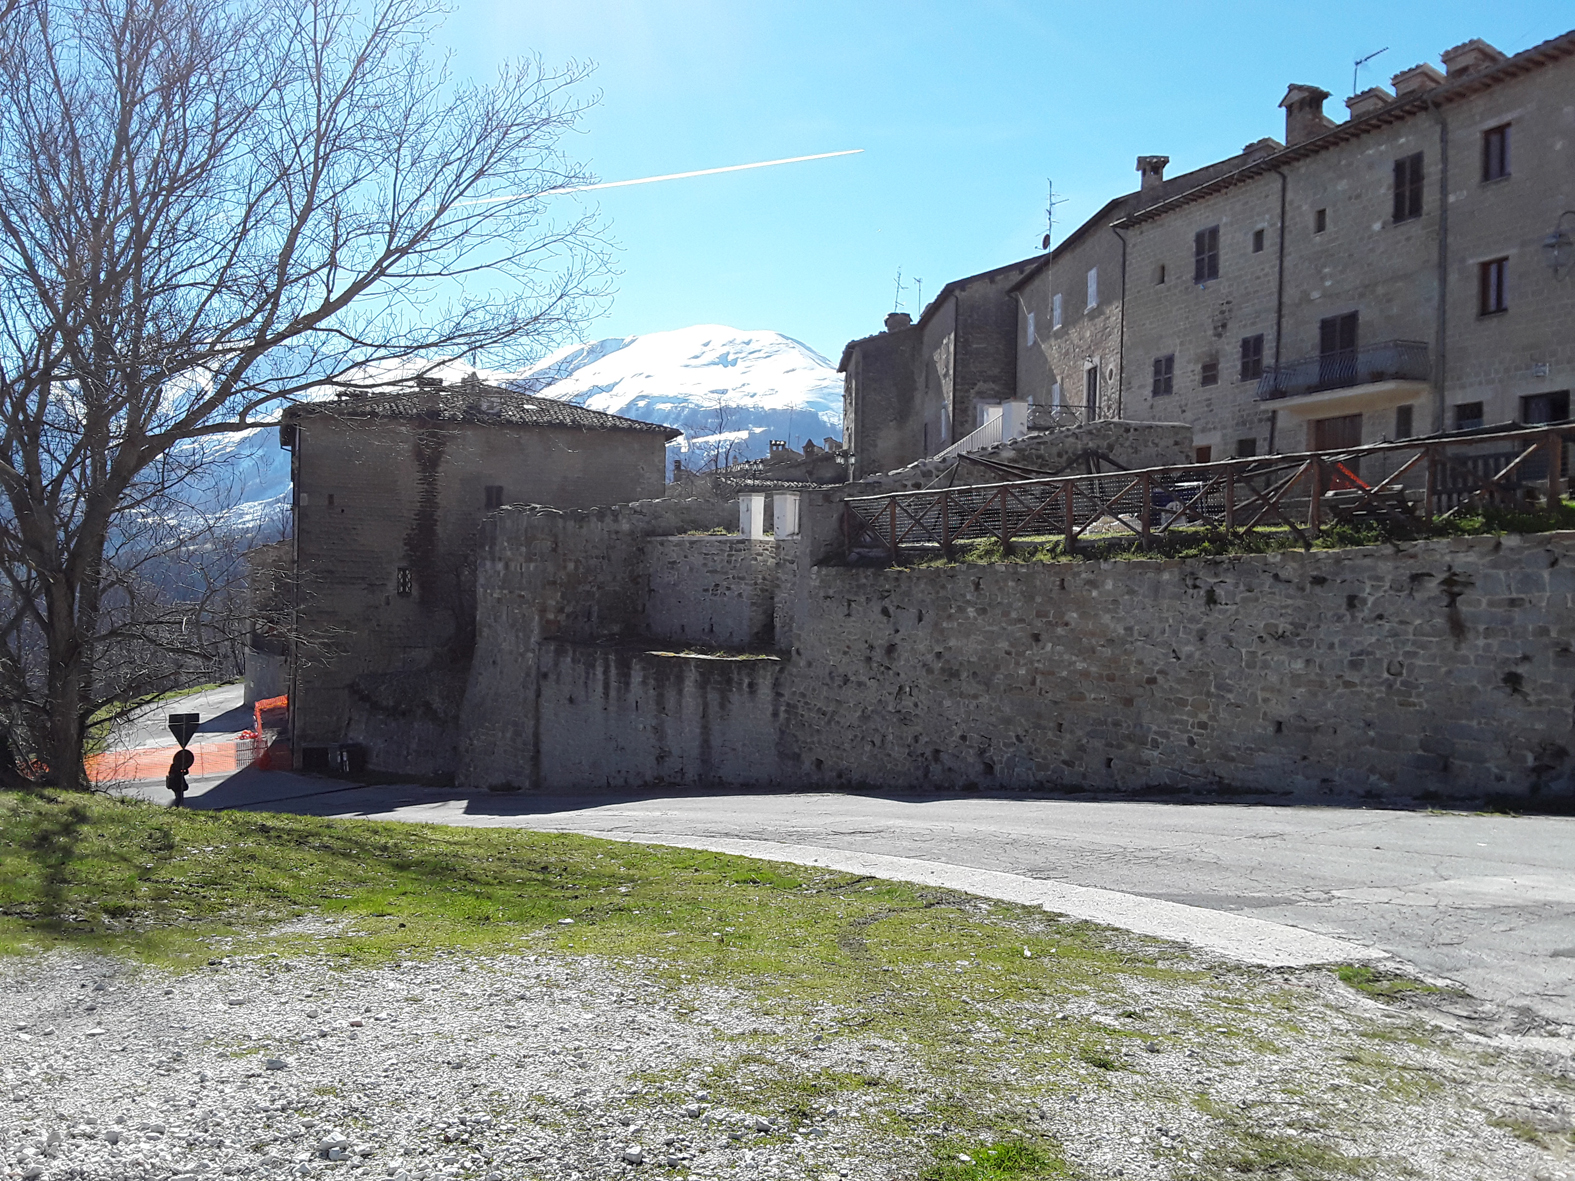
[{"xmin": 1256, "ymin": 339, "xmax": 1430, "ymax": 401}]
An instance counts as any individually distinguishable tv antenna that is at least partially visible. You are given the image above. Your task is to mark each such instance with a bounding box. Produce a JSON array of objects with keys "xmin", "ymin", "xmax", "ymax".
[
  {"xmin": 1353, "ymin": 47, "xmax": 1389, "ymax": 96},
  {"xmin": 1042, "ymin": 179, "xmax": 1069, "ymax": 250},
  {"xmin": 914, "ymin": 278, "xmax": 923, "ymax": 314},
  {"xmin": 892, "ymin": 266, "xmax": 904, "ymax": 313}
]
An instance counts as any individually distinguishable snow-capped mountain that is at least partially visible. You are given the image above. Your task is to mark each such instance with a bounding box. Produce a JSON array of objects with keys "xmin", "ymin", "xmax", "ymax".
[
  {"xmin": 512, "ymin": 325, "xmax": 843, "ymax": 463},
  {"xmin": 209, "ymin": 325, "xmax": 844, "ymax": 523}
]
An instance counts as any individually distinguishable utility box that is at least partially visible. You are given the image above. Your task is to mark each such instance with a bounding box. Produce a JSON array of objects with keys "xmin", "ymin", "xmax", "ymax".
[
  {"xmin": 739, "ymin": 493, "xmax": 767, "ymax": 539},
  {"xmin": 773, "ymin": 492, "xmax": 801, "ymax": 538}
]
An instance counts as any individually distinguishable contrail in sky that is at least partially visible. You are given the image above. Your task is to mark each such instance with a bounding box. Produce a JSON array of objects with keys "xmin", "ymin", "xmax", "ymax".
[{"xmin": 453, "ymin": 149, "xmax": 863, "ymax": 207}]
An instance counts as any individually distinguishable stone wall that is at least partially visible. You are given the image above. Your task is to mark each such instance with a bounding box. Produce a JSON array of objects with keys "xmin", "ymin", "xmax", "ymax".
[
  {"xmin": 462, "ymin": 524, "xmax": 1575, "ymax": 804},
  {"xmin": 535, "ymin": 642, "xmax": 789, "ymax": 790},
  {"xmin": 647, "ymin": 536, "xmax": 779, "ymax": 648},
  {"xmin": 456, "ymin": 497, "xmax": 735, "ymax": 790},
  {"xmin": 784, "ymin": 531, "xmax": 1575, "ymax": 801}
]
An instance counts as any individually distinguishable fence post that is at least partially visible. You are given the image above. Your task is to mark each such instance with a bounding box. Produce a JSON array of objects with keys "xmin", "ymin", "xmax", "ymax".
[
  {"xmin": 1423, "ymin": 443, "xmax": 1436, "ymax": 523},
  {"xmin": 1548, "ymin": 430, "xmax": 1566, "ymax": 507},
  {"xmin": 997, "ymin": 488, "xmax": 1010, "ymax": 556},
  {"xmin": 941, "ymin": 492, "xmax": 952, "ymax": 561},
  {"xmin": 888, "ymin": 498, "xmax": 898, "ymax": 563},
  {"xmin": 1140, "ymin": 472, "xmax": 1151, "ymax": 550},
  {"xmin": 1308, "ymin": 457, "xmax": 1323, "ymax": 539},
  {"xmin": 1063, "ymin": 480, "xmax": 1075, "ymax": 555}
]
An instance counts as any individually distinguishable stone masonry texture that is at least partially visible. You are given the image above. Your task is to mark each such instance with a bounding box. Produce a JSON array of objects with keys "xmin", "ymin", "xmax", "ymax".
[{"xmin": 458, "ymin": 510, "xmax": 1575, "ymax": 803}]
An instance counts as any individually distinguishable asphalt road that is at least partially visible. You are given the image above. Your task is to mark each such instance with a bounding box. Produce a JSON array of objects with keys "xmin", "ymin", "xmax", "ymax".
[{"xmin": 111, "ymin": 684, "xmax": 1575, "ymax": 1025}]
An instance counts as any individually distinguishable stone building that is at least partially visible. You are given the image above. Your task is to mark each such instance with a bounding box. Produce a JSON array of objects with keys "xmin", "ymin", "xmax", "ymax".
[
  {"xmin": 280, "ymin": 374, "xmax": 678, "ymax": 774},
  {"xmin": 839, "ymin": 257, "xmax": 1040, "ymax": 479},
  {"xmin": 1011, "ymin": 143, "xmax": 1282, "ymax": 446},
  {"xmin": 1116, "ymin": 32, "xmax": 1575, "ymax": 460},
  {"xmin": 844, "ymin": 28, "xmax": 1575, "ymax": 476}
]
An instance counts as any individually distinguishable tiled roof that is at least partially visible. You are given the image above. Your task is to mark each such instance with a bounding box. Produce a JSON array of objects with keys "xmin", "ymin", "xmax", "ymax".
[{"xmin": 283, "ymin": 377, "xmax": 682, "ymax": 439}]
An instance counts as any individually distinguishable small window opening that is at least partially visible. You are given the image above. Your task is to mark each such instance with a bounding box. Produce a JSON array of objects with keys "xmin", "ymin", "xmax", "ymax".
[
  {"xmin": 1453, "ymin": 402, "xmax": 1484, "ymax": 432},
  {"xmin": 1234, "ymin": 437, "xmax": 1258, "ymax": 459},
  {"xmin": 1151, "ymin": 354, "xmax": 1175, "ymax": 397},
  {"xmin": 1200, "ymin": 359, "xmax": 1220, "ymax": 387},
  {"xmin": 1252, "ymin": 228, "xmax": 1265, "ymax": 253},
  {"xmin": 1156, "ymin": 263, "xmax": 1166, "ymax": 285},
  {"xmin": 484, "ymin": 484, "xmax": 505, "ymax": 509},
  {"xmin": 1239, "ymin": 334, "xmax": 1265, "ymax": 382},
  {"xmin": 1194, "ymin": 445, "xmax": 1213, "ymax": 464},
  {"xmin": 1392, "ymin": 152, "xmax": 1424, "ymax": 223},
  {"xmin": 1314, "ymin": 208, "xmax": 1327, "ymax": 233},
  {"xmin": 1193, "ymin": 226, "xmax": 1220, "ymax": 282},
  {"xmin": 1479, "ymin": 258, "xmax": 1508, "ymax": 315},
  {"xmin": 1482, "ymin": 124, "xmax": 1511, "ymax": 182},
  {"xmin": 395, "ymin": 567, "xmax": 413, "ymax": 597},
  {"xmin": 1394, "ymin": 404, "xmax": 1414, "ymax": 439}
]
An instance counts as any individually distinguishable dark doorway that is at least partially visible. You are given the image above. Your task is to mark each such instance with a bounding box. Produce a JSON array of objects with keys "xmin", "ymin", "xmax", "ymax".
[
  {"xmin": 1317, "ymin": 312, "xmax": 1359, "ymax": 389},
  {"xmin": 1312, "ymin": 413, "xmax": 1364, "ymax": 478}
]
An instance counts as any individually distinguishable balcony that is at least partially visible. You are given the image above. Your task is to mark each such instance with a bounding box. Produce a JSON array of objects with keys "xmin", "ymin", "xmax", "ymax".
[{"xmin": 1256, "ymin": 340, "xmax": 1430, "ymax": 402}]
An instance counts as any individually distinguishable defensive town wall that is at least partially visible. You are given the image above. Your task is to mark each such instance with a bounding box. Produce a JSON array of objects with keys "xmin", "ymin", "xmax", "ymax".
[{"xmin": 455, "ymin": 492, "xmax": 1575, "ymax": 803}]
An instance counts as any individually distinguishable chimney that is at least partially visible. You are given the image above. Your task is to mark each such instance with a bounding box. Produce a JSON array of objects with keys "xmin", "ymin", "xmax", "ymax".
[
  {"xmin": 1391, "ymin": 63, "xmax": 1446, "ymax": 98},
  {"xmin": 1345, "ymin": 86, "xmax": 1394, "ymax": 119},
  {"xmin": 884, "ymin": 311, "xmax": 912, "ymax": 332},
  {"xmin": 1440, "ymin": 38, "xmax": 1506, "ymax": 78},
  {"xmin": 1136, "ymin": 155, "xmax": 1169, "ymax": 197},
  {"xmin": 1279, "ymin": 85, "xmax": 1336, "ymax": 146},
  {"xmin": 1240, "ymin": 137, "xmax": 1283, "ymax": 162}
]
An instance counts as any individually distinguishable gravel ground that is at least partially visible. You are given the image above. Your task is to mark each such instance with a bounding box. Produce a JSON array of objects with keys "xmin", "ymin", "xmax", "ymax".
[{"xmin": 3, "ymin": 935, "xmax": 1574, "ymax": 1181}]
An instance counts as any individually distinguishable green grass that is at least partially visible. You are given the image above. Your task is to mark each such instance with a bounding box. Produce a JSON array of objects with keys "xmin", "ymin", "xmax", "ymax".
[
  {"xmin": 1335, "ymin": 965, "xmax": 1461, "ymax": 1003},
  {"xmin": 920, "ymin": 1138, "xmax": 1076, "ymax": 1180}
]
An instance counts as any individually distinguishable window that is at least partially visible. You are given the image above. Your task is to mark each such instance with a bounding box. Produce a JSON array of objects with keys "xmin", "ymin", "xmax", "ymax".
[
  {"xmin": 1252, "ymin": 228, "xmax": 1265, "ymax": 253},
  {"xmin": 1479, "ymin": 258, "xmax": 1508, "ymax": 315},
  {"xmin": 1050, "ymin": 381, "xmax": 1063, "ymax": 409},
  {"xmin": 1151, "ymin": 354, "xmax": 1175, "ymax": 397},
  {"xmin": 1392, "ymin": 152, "xmax": 1424, "ymax": 223},
  {"xmin": 1482, "ymin": 124, "xmax": 1511, "ymax": 182},
  {"xmin": 1201, "ymin": 359, "xmax": 1219, "ymax": 387},
  {"xmin": 1394, "ymin": 404, "xmax": 1414, "ymax": 439},
  {"xmin": 1521, "ymin": 391, "xmax": 1571, "ymax": 424},
  {"xmin": 484, "ymin": 484, "xmax": 505, "ymax": 509},
  {"xmin": 1051, "ymin": 292, "xmax": 1063, "ymax": 330},
  {"xmin": 1156, "ymin": 263, "xmax": 1167, "ymax": 285},
  {"xmin": 1086, "ymin": 268, "xmax": 1099, "ymax": 310},
  {"xmin": 1239, "ymin": 334, "xmax": 1264, "ymax": 382},
  {"xmin": 1193, "ymin": 225, "xmax": 1220, "ymax": 282},
  {"xmin": 1318, "ymin": 312, "xmax": 1359, "ymax": 387},
  {"xmin": 1026, "ymin": 311, "xmax": 1036, "ymax": 345},
  {"xmin": 1235, "ymin": 437, "xmax": 1258, "ymax": 459},
  {"xmin": 1194, "ymin": 446, "xmax": 1213, "ymax": 464},
  {"xmin": 1084, "ymin": 366, "xmax": 1100, "ymax": 417},
  {"xmin": 1314, "ymin": 208, "xmax": 1327, "ymax": 233},
  {"xmin": 1454, "ymin": 402, "xmax": 1484, "ymax": 431},
  {"xmin": 395, "ymin": 567, "xmax": 413, "ymax": 597}
]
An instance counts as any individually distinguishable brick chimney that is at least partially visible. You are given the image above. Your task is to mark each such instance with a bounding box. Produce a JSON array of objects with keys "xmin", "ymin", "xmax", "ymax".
[
  {"xmin": 1391, "ymin": 63, "xmax": 1445, "ymax": 98},
  {"xmin": 1440, "ymin": 38, "xmax": 1505, "ymax": 78},
  {"xmin": 884, "ymin": 312, "xmax": 912, "ymax": 332},
  {"xmin": 1279, "ymin": 85, "xmax": 1336, "ymax": 146},
  {"xmin": 1136, "ymin": 155, "xmax": 1169, "ymax": 197},
  {"xmin": 1345, "ymin": 86, "xmax": 1394, "ymax": 119}
]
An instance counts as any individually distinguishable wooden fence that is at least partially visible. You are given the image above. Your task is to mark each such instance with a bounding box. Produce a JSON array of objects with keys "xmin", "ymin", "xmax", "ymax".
[{"xmin": 841, "ymin": 424, "xmax": 1573, "ymax": 561}]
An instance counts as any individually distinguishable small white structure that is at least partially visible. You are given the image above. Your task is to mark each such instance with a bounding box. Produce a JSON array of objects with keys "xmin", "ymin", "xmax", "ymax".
[
  {"xmin": 739, "ymin": 492, "xmax": 767, "ymax": 539},
  {"xmin": 772, "ymin": 492, "xmax": 801, "ymax": 538}
]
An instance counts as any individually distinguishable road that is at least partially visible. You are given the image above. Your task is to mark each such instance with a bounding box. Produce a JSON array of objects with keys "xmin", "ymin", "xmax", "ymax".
[{"xmin": 111, "ymin": 684, "xmax": 1575, "ymax": 1025}]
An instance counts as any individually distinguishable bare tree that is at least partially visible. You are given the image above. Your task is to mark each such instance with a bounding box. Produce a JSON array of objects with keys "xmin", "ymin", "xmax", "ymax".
[{"xmin": 0, "ymin": 0, "xmax": 610, "ymax": 788}]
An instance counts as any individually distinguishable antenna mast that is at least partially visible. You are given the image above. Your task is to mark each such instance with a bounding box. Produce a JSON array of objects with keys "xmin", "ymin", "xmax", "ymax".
[
  {"xmin": 892, "ymin": 266, "xmax": 904, "ymax": 313},
  {"xmin": 1353, "ymin": 47, "xmax": 1389, "ymax": 95},
  {"xmin": 1043, "ymin": 180, "xmax": 1069, "ymax": 250},
  {"xmin": 914, "ymin": 278, "xmax": 923, "ymax": 314}
]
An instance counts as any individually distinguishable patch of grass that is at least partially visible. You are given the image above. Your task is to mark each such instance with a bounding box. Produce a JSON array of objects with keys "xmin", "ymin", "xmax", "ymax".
[
  {"xmin": 1074, "ymin": 1046, "xmax": 1121, "ymax": 1071},
  {"xmin": 1335, "ymin": 964, "xmax": 1461, "ymax": 1002},
  {"xmin": 919, "ymin": 1138, "xmax": 1077, "ymax": 1180},
  {"xmin": 1195, "ymin": 1128, "xmax": 1378, "ymax": 1178}
]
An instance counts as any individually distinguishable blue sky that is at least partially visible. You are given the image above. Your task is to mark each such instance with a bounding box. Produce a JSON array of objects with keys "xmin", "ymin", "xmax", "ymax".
[{"xmin": 447, "ymin": 1, "xmax": 1571, "ymax": 363}]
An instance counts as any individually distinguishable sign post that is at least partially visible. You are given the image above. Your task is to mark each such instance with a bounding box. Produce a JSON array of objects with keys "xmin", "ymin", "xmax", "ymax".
[{"xmin": 166, "ymin": 713, "xmax": 200, "ymax": 806}]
